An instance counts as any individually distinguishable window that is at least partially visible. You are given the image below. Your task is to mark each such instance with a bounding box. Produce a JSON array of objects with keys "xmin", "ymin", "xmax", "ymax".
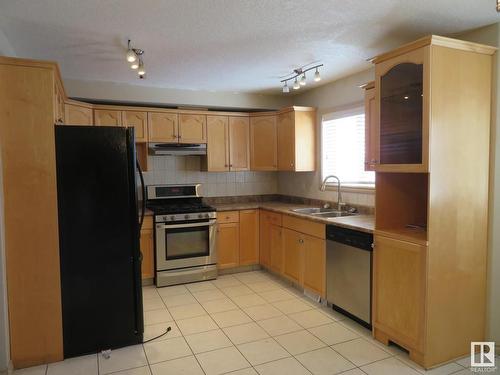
[{"xmin": 321, "ymin": 107, "xmax": 375, "ymax": 187}]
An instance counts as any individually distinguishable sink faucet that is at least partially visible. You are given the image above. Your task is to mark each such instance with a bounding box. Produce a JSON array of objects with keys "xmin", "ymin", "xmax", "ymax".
[{"xmin": 320, "ymin": 175, "xmax": 344, "ymax": 211}]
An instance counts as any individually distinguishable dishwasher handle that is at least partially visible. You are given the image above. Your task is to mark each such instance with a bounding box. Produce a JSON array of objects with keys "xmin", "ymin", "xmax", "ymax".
[{"xmin": 326, "ymin": 225, "xmax": 373, "ymax": 251}]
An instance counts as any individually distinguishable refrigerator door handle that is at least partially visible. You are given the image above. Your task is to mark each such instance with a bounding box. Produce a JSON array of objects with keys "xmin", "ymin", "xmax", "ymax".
[{"xmin": 136, "ymin": 159, "xmax": 146, "ymax": 230}]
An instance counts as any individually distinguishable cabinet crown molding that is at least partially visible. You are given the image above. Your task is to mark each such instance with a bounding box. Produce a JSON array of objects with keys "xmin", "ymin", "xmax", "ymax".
[{"xmin": 369, "ymin": 34, "xmax": 497, "ymax": 65}]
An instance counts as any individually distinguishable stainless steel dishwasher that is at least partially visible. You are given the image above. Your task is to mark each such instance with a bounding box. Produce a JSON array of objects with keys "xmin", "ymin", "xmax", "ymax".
[{"xmin": 326, "ymin": 225, "xmax": 373, "ymax": 328}]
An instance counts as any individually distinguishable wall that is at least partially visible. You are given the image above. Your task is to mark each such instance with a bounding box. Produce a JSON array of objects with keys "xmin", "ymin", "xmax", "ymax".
[
  {"xmin": 279, "ymin": 68, "xmax": 376, "ymax": 207},
  {"xmin": 142, "ymin": 156, "xmax": 278, "ymax": 197},
  {"xmin": 456, "ymin": 22, "xmax": 500, "ymax": 351},
  {"xmin": 64, "ymin": 79, "xmax": 292, "ymax": 111}
]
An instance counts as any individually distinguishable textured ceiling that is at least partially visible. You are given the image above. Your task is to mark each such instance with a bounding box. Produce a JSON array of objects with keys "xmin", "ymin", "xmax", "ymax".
[{"xmin": 0, "ymin": 0, "xmax": 498, "ymax": 94}]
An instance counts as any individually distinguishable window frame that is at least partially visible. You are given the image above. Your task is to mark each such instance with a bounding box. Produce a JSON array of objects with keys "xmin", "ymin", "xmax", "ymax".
[{"xmin": 320, "ymin": 104, "xmax": 375, "ymax": 191}]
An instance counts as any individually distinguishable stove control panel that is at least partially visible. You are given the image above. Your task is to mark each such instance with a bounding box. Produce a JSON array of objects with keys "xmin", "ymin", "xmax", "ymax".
[{"xmin": 155, "ymin": 211, "xmax": 217, "ymax": 223}]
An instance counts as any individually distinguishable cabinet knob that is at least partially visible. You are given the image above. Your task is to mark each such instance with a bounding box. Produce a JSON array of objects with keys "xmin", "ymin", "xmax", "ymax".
[
  {"xmin": 224, "ymin": 164, "xmax": 228, "ymax": 167},
  {"xmin": 178, "ymin": 135, "xmax": 181, "ymax": 139},
  {"xmin": 229, "ymin": 164, "xmax": 233, "ymax": 167},
  {"xmin": 370, "ymin": 159, "xmax": 378, "ymax": 164}
]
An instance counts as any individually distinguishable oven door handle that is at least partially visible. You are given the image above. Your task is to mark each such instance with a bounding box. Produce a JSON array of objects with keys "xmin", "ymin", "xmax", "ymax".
[{"xmin": 156, "ymin": 220, "xmax": 217, "ymax": 230}]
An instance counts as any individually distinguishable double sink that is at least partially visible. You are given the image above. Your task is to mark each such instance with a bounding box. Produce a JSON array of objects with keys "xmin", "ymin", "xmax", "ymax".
[{"xmin": 290, "ymin": 207, "xmax": 356, "ymax": 218}]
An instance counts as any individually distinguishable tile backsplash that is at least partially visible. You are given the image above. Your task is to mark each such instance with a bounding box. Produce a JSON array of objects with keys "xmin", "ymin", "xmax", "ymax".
[
  {"xmin": 142, "ymin": 155, "xmax": 278, "ymax": 197},
  {"xmin": 141, "ymin": 156, "xmax": 374, "ymax": 207}
]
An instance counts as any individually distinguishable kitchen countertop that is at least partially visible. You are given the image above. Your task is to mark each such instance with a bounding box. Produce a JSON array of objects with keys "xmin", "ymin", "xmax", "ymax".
[{"xmin": 212, "ymin": 201, "xmax": 374, "ymax": 233}]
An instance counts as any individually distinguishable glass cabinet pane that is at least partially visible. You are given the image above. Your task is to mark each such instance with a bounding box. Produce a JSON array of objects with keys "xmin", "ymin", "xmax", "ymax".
[{"xmin": 380, "ymin": 63, "xmax": 423, "ymax": 165}]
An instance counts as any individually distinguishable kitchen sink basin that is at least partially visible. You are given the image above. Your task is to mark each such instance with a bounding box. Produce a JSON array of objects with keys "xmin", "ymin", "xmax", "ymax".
[
  {"xmin": 311, "ymin": 211, "xmax": 356, "ymax": 218},
  {"xmin": 291, "ymin": 207, "xmax": 336, "ymax": 214},
  {"xmin": 290, "ymin": 207, "xmax": 356, "ymax": 218}
]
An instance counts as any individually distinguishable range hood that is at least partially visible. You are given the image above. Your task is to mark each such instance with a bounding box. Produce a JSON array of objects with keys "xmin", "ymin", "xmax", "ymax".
[{"xmin": 148, "ymin": 143, "xmax": 207, "ymax": 156}]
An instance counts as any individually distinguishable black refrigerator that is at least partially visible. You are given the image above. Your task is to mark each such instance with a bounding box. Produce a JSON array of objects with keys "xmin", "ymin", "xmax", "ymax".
[{"xmin": 55, "ymin": 125, "xmax": 144, "ymax": 358}]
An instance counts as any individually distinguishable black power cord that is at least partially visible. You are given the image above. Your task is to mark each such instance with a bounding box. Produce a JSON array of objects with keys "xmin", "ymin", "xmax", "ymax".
[{"xmin": 142, "ymin": 326, "xmax": 171, "ymax": 344}]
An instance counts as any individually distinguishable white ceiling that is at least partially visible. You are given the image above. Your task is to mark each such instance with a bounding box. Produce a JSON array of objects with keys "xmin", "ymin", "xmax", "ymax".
[{"xmin": 0, "ymin": 0, "xmax": 498, "ymax": 95}]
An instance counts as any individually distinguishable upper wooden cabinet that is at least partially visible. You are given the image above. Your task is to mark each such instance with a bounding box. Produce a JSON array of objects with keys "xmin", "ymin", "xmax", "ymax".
[
  {"xmin": 228, "ymin": 116, "xmax": 250, "ymax": 171},
  {"xmin": 203, "ymin": 115, "xmax": 249, "ymax": 172},
  {"xmin": 64, "ymin": 102, "xmax": 93, "ymax": 126},
  {"xmin": 206, "ymin": 115, "xmax": 230, "ymax": 171},
  {"xmin": 123, "ymin": 111, "xmax": 148, "ymax": 142},
  {"xmin": 250, "ymin": 115, "xmax": 277, "ymax": 171},
  {"xmin": 373, "ymin": 47, "xmax": 428, "ymax": 172},
  {"xmin": 178, "ymin": 114, "xmax": 206, "ymax": 143},
  {"xmin": 148, "ymin": 112, "xmax": 178, "ymax": 142},
  {"xmin": 122, "ymin": 111, "xmax": 148, "ymax": 143},
  {"xmin": 361, "ymin": 82, "xmax": 377, "ymax": 171},
  {"xmin": 94, "ymin": 109, "xmax": 122, "ymax": 126},
  {"xmin": 277, "ymin": 107, "xmax": 316, "ymax": 171}
]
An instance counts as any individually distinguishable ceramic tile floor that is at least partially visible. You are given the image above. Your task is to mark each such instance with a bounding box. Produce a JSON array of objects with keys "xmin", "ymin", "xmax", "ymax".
[{"xmin": 12, "ymin": 270, "xmax": 499, "ymax": 375}]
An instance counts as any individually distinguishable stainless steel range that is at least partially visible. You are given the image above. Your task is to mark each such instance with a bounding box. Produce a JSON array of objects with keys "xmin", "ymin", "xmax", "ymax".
[{"xmin": 146, "ymin": 184, "xmax": 217, "ymax": 287}]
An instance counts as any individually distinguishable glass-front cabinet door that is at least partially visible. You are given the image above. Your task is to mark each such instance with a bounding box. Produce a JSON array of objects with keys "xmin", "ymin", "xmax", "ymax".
[{"xmin": 374, "ymin": 46, "xmax": 429, "ymax": 172}]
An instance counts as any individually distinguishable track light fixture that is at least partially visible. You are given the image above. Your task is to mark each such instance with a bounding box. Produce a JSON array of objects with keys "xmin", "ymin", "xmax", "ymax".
[
  {"xmin": 280, "ymin": 63, "xmax": 323, "ymax": 93},
  {"xmin": 126, "ymin": 40, "xmax": 146, "ymax": 78}
]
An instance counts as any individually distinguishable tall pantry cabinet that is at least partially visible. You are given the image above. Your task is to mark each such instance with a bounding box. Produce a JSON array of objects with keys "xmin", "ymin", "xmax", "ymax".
[{"xmin": 367, "ymin": 35, "xmax": 496, "ymax": 368}]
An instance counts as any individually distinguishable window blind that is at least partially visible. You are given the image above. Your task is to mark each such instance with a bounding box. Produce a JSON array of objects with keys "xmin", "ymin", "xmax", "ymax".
[{"xmin": 321, "ymin": 109, "xmax": 375, "ymax": 185}]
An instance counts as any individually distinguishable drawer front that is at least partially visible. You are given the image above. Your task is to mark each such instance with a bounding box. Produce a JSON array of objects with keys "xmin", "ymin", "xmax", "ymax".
[
  {"xmin": 262, "ymin": 210, "xmax": 282, "ymax": 226},
  {"xmin": 218, "ymin": 211, "xmax": 240, "ymax": 223},
  {"xmin": 142, "ymin": 215, "xmax": 153, "ymax": 230},
  {"xmin": 282, "ymin": 215, "xmax": 325, "ymax": 239}
]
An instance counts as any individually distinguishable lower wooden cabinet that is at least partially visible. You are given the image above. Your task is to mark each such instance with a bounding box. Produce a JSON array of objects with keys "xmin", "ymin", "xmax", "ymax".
[
  {"xmin": 282, "ymin": 227, "xmax": 326, "ymax": 297},
  {"xmin": 269, "ymin": 224, "xmax": 283, "ymax": 273},
  {"xmin": 373, "ymin": 235, "xmax": 426, "ymax": 353},
  {"xmin": 259, "ymin": 210, "xmax": 282, "ymax": 268},
  {"xmin": 140, "ymin": 216, "xmax": 154, "ymax": 279},
  {"xmin": 302, "ymin": 234, "xmax": 326, "ymax": 296},
  {"xmin": 283, "ymin": 228, "xmax": 303, "ymax": 284},
  {"xmin": 217, "ymin": 222, "xmax": 240, "ymax": 269},
  {"xmin": 239, "ymin": 210, "xmax": 259, "ymax": 265},
  {"xmin": 217, "ymin": 209, "xmax": 259, "ymax": 269}
]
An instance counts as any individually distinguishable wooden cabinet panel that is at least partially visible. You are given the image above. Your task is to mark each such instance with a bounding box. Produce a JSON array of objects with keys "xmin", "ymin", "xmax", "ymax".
[
  {"xmin": 53, "ymin": 82, "xmax": 65, "ymax": 125},
  {"xmin": 259, "ymin": 211, "xmax": 271, "ymax": 267},
  {"xmin": 179, "ymin": 114, "xmax": 206, "ymax": 143},
  {"xmin": 302, "ymin": 235, "xmax": 326, "ymax": 297},
  {"xmin": 123, "ymin": 111, "xmax": 148, "ymax": 142},
  {"xmin": 218, "ymin": 211, "xmax": 239, "ymax": 224},
  {"xmin": 94, "ymin": 109, "xmax": 122, "ymax": 126},
  {"xmin": 228, "ymin": 116, "xmax": 250, "ymax": 171},
  {"xmin": 206, "ymin": 115, "xmax": 229, "ymax": 171},
  {"xmin": 282, "ymin": 215, "xmax": 325, "ymax": 239},
  {"xmin": 239, "ymin": 210, "xmax": 259, "ymax": 266},
  {"xmin": 64, "ymin": 103, "xmax": 93, "ymax": 125},
  {"xmin": 277, "ymin": 111, "xmax": 295, "ymax": 170},
  {"xmin": 283, "ymin": 228, "xmax": 303, "ymax": 284},
  {"xmin": 374, "ymin": 47, "xmax": 429, "ymax": 173},
  {"xmin": 217, "ymin": 223, "xmax": 239, "ymax": 269},
  {"xmin": 364, "ymin": 85, "xmax": 377, "ymax": 171},
  {"xmin": 148, "ymin": 112, "xmax": 178, "ymax": 142},
  {"xmin": 269, "ymin": 224, "xmax": 283, "ymax": 274},
  {"xmin": 140, "ymin": 229, "xmax": 154, "ymax": 279},
  {"xmin": 250, "ymin": 115, "xmax": 277, "ymax": 171},
  {"xmin": 373, "ymin": 235, "xmax": 426, "ymax": 351}
]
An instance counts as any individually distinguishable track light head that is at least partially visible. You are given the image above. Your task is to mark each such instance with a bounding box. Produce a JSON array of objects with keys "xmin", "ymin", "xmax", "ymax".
[
  {"xmin": 293, "ymin": 78, "xmax": 300, "ymax": 90},
  {"xmin": 282, "ymin": 81, "xmax": 290, "ymax": 93},
  {"xmin": 300, "ymin": 73, "xmax": 307, "ymax": 86},
  {"xmin": 314, "ymin": 68, "xmax": 321, "ymax": 82}
]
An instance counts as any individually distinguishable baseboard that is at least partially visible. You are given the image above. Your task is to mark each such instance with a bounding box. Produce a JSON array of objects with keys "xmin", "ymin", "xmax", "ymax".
[{"xmin": 218, "ymin": 264, "xmax": 261, "ymax": 275}]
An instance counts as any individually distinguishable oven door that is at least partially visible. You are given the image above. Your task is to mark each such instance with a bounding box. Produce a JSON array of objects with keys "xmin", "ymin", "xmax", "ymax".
[{"xmin": 155, "ymin": 219, "xmax": 217, "ymax": 271}]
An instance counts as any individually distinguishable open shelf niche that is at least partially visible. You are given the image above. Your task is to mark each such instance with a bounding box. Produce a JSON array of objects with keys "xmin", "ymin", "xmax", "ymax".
[{"xmin": 375, "ymin": 172, "xmax": 428, "ymax": 245}]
